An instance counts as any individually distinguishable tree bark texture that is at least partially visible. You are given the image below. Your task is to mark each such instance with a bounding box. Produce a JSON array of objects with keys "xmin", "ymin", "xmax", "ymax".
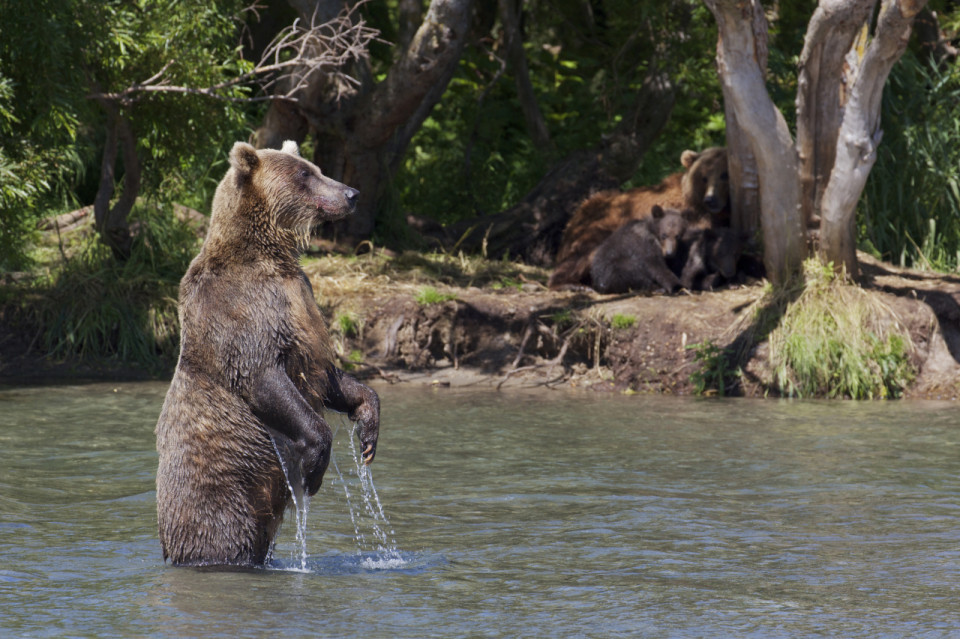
[
  {"xmin": 718, "ymin": 6, "xmax": 765, "ymax": 238},
  {"xmin": 795, "ymin": 0, "xmax": 874, "ymax": 230},
  {"xmin": 819, "ymin": 0, "xmax": 928, "ymax": 278},
  {"xmin": 706, "ymin": 0, "xmax": 806, "ymax": 285},
  {"xmin": 255, "ymin": 0, "xmax": 474, "ymax": 243}
]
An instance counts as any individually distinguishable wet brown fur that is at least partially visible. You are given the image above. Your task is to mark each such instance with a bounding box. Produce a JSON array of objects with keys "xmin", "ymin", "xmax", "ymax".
[{"xmin": 155, "ymin": 142, "xmax": 378, "ymax": 567}]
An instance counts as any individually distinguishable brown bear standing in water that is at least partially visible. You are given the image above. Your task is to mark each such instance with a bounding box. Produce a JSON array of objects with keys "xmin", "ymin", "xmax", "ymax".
[
  {"xmin": 548, "ymin": 147, "xmax": 729, "ymax": 289},
  {"xmin": 590, "ymin": 205, "xmax": 686, "ymax": 294},
  {"xmin": 155, "ymin": 140, "xmax": 380, "ymax": 567}
]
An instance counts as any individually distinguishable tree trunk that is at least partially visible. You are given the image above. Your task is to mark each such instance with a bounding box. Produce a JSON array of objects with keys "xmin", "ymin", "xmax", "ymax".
[
  {"xmin": 819, "ymin": 0, "xmax": 927, "ymax": 278},
  {"xmin": 497, "ymin": 0, "xmax": 553, "ymax": 153},
  {"xmin": 255, "ymin": 0, "xmax": 475, "ymax": 245},
  {"xmin": 913, "ymin": 6, "xmax": 959, "ymax": 66},
  {"xmin": 718, "ymin": 6, "xmax": 765, "ymax": 238},
  {"xmin": 706, "ymin": 0, "xmax": 806, "ymax": 285},
  {"xmin": 448, "ymin": 67, "xmax": 676, "ymax": 265},
  {"xmin": 93, "ymin": 105, "xmax": 137, "ymax": 260},
  {"xmin": 724, "ymin": 109, "xmax": 761, "ymax": 236},
  {"xmin": 795, "ymin": 0, "xmax": 875, "ymax": 231}
]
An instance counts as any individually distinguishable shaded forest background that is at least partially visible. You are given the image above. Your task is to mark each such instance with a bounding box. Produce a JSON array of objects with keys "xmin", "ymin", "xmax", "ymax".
[{"xmin": 1, "ymin": 0, "xmax": 960, "ymax": 369}]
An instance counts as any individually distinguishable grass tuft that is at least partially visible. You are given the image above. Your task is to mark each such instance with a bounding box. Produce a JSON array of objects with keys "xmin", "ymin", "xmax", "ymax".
[
  {"xmin": 415, "ymin": 286, "xmax": 458, "ymax": 305},
  {"xmin": 767, "ymin": 260, "xmax": 915, "ymax": 399},
  {"xmin": 610, "ymin": 313, "xmax": 636, "ymax": 330},
  {"xmin": 687, "ymin": 339, "xmax": 736, "ymax": 397}
]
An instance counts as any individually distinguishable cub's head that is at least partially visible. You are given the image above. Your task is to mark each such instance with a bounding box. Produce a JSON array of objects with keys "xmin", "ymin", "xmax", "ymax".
[
  {"xmin": 680, "ymin": 147, "xmax": 729, "ymax": 218},
  {"xmin": 219, "ymin": 140, "xmax": 358, "ymax": 239},
  {"xmin": 650, "ymin": 205, "xmax": 687, "ymax": 259}
]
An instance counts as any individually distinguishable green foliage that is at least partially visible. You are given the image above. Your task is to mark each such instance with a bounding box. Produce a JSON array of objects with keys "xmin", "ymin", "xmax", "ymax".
[
  {"xmin": 610, "ymin": 313, "xmax": 636, "ymax": 330},
  {"xmin": 335, "ymin": 311, "xmax": 361, "ymax": 338},
  {"xmin": 0, "ymin": 0, "xmax": 251, "ymax": 267},
  {"xmin": 415, "ymin": 286, "xmax": 458, "ymax": 305},
  {"xmin": 550, "ymin": 309, "xmax": 573, "ymax": 326},
  {"xmin": 396, "ymin": 0, "xmax": 726, "ymax": 223},
  {"xmin": 22, "ymin": 205, "xmax": 199, "ymax": 368},
  {"xmin": 0, "ymin": 0, "xmax": 88, "ymax": 269},
  {"xmin": 769, "ymin": 260, "xmax": 915, "ymax": 399},
  {"xmin": 860, "ymin": 53, "xmax": 960, "ymax": 272},
  {"xmin": 687, "ymin": 339, "xmax": 735, "ymax": 397}
]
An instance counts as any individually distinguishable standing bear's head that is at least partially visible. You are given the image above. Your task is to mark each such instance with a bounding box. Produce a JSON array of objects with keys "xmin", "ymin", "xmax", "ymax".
[
  {"xmin": 680, "ymin": 147, "xmax": 729, "ymax": 221},
  {"xmin": 209, "ymin": 140, "xmax": 359, "ymax": 251}
]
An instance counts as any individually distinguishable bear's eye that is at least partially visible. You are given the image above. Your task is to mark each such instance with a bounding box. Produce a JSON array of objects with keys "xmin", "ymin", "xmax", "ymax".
[{"xmin": 298, "ymin": 168, "xmax": 311, "ymax": 180}]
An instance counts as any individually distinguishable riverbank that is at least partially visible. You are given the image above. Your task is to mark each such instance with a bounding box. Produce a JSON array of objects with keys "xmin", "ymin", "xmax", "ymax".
[{"xmin": 5, "ymin": 250, "xmax": 956, "ymax": 399}]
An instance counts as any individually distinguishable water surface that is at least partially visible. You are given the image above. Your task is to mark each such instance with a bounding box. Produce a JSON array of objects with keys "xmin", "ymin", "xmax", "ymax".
[{"xmin": 1, "ymin": 382, "xmax": 958, "ymax": 637}]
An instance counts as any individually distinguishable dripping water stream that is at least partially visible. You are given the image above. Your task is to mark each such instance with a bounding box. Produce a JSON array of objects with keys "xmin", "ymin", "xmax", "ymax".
[{"xmin": 270, "ymin": 417, "xmax": 404, "ymax": 571}]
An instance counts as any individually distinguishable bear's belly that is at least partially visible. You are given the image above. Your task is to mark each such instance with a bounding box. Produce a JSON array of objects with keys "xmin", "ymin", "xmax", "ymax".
[{"xmin": 155, "ymin": 370, "xmax": 290, "ymax": 566}]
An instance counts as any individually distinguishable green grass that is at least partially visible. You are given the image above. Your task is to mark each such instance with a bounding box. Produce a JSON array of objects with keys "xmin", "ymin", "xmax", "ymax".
[
  {"xmin": 687, "ymin": 339, "xmax": 736, "ymax": 397},
  {"xmin": 610, "ymin": 313, "xmax": 636, "ymax": 330},
  {"xmin": 415, "ymin": 286, "xmax": 458, "ymax": 305},
  {"xmin": 15, "ymin": 205, "xmax": 198, "ymax": 370},
  {"xmin": 859, "ymin": 54, "xmax": 960, "ymax": 273},
  {"xmin": 767, "ymin": 260, "xmax": 914, "ymax": 399},
  {"xmin": 335, "ymin": 311, "xmax": 361, "ymax": 338}
]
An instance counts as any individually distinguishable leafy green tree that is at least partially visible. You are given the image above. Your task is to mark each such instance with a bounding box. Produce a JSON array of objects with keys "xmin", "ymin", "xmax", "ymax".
[
  {"xmin": 1, "ymin": 0, "xmax": 314, "ymax": 262},
  {"xmin": 0, "ymin": 0, "xmax": 88, "ymax": 269}
]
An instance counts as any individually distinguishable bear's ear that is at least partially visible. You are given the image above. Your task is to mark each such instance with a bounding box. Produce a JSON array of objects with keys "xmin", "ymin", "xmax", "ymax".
[
  {"xmin": 281, "ymin": 140, "xmax": 300, "ymax": 157},
  {"xmin": 680, "ymin": 150, "xmax": 700, "ymax": 169},
  {"xmin": 229, "ymin": 142, "xmax": 260, "ymax": 176},
  {"xmin": 651, "ymin": 204, "xmax": 665, "ymax": 219}
]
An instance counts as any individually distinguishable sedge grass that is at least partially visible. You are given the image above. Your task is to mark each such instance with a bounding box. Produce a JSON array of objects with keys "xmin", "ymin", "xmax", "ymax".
[{"xmin": 763, "ymin": 260, "xmax": 914, "ymax": 399}]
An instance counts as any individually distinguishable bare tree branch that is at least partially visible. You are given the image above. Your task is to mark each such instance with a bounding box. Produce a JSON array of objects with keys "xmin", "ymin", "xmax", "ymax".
[{"xmin": 87, "ymin": 3, "xmax": 379, "ymax": 107}]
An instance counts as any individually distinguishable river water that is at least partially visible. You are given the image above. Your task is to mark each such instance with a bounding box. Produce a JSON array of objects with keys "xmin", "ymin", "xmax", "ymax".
[{"xmin": 1, "ymin": 381, "xmax": 958, "ymax": 637}]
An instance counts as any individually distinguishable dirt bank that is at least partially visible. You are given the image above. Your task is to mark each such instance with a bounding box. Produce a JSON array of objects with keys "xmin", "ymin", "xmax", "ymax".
[
  {"xmin": 303, "ymin": 252, "xmax": 960, "ymax": 399},
  {"xmin": 2, "ymin": 251, "xmax": 959, "ymax": 399}
]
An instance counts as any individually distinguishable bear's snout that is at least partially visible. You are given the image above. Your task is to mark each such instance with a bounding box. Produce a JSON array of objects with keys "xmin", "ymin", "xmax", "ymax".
[
  {"xmin": 703, "ymin": 192, "xmax": 722, "ymax": 213},
  {"xmin": 344, "ymin": 187, "xmax": 359, "ymax": 209}
]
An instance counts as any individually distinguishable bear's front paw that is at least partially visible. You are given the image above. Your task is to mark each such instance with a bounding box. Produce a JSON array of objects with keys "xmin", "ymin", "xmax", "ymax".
[
  {"xmin": 298, "ymin": 433, "xmax": 330, "ymax": 496},
  {"xmin": 355, "ymin": 417, "xmax": 378, "ymax": 465}
]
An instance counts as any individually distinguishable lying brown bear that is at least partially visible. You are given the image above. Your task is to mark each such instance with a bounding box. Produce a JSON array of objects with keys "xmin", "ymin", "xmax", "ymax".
[
  {"xmin": 155, "ymin": 141, "xmax": 380, "ymax": 567},
  {"xmin": 549, "ymin": 147, "xmax": 729, "ymax": 290}
]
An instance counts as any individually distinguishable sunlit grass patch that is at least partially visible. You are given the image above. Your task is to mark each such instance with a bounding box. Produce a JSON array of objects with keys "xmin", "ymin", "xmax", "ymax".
[
  {"xmin": 610, "ymin": 313, "xmax": 636, "ymax": 330},
  {"xmin": 767, "ymin": 260, "xmax": 914, "ymax": 399},
  {"xmin": 415, "ymin": 286, "xmax": 458, "ymax": 305}
]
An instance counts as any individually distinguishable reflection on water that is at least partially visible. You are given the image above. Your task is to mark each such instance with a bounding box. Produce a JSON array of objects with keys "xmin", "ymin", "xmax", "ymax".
[{"xmin": 1, "ymin": 381, "xmax": 959, "ymax": 637}]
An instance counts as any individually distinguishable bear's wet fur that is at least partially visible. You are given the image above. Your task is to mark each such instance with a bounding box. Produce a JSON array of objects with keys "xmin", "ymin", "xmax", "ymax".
[
  {"xmin": 549, "ymin": 147, "xmax": 729, "ymax": 290},
  {"xmin": 590, "ymin": 206, "xmax": 686, "ymax": 294},
  {"xmin": 155, "ymin": 140, "xmax": 380, "ymax": 567}
]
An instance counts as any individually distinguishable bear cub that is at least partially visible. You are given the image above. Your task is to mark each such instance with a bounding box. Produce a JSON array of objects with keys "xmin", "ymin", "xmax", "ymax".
[
  {"xmin": 549, "ymin": 146, "xmax": 729, "ymax": 290},
  {"xmin": 679, "ymin": 227, "xmax": 746, "ymax": 291},
  {"xmin": 155, "ymin": 140, "xmax": 380, "ymax": 567},
  {"xmin": 590, "ymin": 205, "xmax": 687, "ymax": 294}
]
